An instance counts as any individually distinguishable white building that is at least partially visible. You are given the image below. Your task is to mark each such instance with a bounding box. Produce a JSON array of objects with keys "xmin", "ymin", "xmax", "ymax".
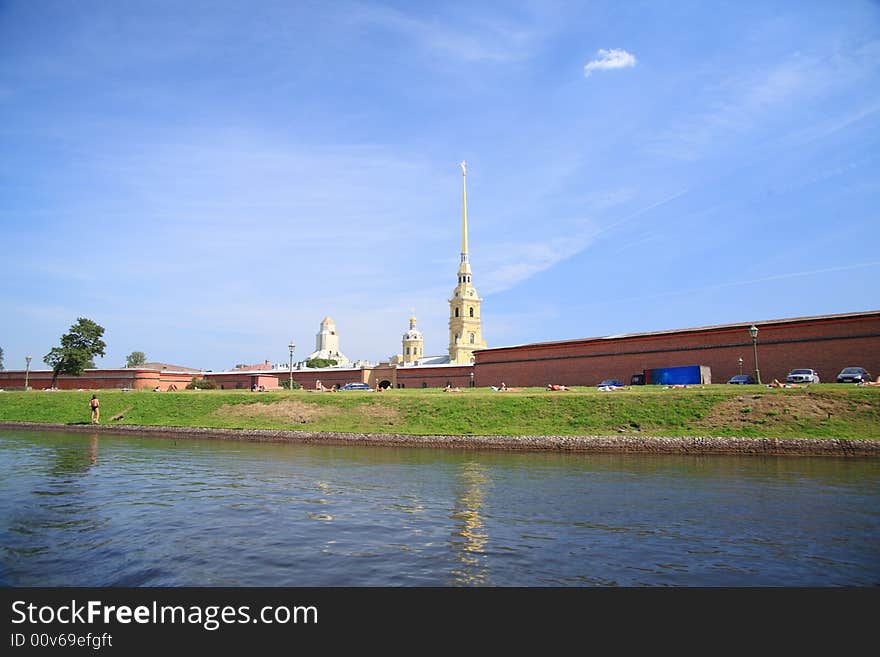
[{"xmin": 306, "ymin": 316, "xmax": 351, "ymax": 365}]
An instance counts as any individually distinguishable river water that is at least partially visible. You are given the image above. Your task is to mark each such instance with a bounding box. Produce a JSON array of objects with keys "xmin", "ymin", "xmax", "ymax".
[{"xmin": 0, "ymin": 429, "xmax": 877, "ymax": 586}]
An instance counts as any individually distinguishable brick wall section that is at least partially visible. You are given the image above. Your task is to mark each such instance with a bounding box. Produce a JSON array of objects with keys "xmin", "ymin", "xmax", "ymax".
[
  {"xmin": 396, "ymin": 365, "xmax": 473, "ymax": 389},
  {"xmin": 289, "ymin": 369, "xmax": 364, "ymax": 390},
  {"xmin": 204, "ymin": 373, "xmax": 282, "ymax": 390},
  {"xmin": 157, "ymin": 372, "xmax": 198, "ymax": 390},
  {"xmin": 474, "ymin": 312, "xmax": 880, "ymax": 387},
  {"xmin": 0, "ymin": 369, "xmax": 162, "ymax": 390}
]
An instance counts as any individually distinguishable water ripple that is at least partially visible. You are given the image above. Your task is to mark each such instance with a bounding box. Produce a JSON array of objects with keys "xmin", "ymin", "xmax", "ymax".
[{"xmin": 1, "ymin": 430, "xmax": 878, "ymax": 586}]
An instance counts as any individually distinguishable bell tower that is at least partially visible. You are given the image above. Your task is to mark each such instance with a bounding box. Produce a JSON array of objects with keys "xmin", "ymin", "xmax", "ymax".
[
  {"xmin": 402, "ymin": 311, "xmax": 424, "ymax": 364},
  {"xmin": 449, "ymin": 161, "xmax": 486, "ymax": 363}
]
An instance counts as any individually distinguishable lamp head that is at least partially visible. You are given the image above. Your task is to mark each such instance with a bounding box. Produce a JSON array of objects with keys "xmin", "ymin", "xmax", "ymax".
[{"xmin": 749, "ymin": 325, "xmax": 759, "ymax": 340}]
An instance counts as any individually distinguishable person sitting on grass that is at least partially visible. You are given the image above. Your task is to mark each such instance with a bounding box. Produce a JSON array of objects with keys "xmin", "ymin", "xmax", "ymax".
[
  {"xmin": 857, "ymin": 376, "xmax": 880, "ymax": 386},
  {"xmin": 444, "ymin": 384, "xmax": 462, "ymax": 392},
  {"xmin": 546, "ymin": 384, "xmax": 570, "ymax": 391}
]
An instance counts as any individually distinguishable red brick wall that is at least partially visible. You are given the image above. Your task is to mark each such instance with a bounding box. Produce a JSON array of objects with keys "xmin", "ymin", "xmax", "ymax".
[
  {"xmin": 474, "ymin": 313, "xmax": 880, "ymax": 387},
  {"xmin": 157, "ymin": 372, "xmax": 197, "ymax": 390},
  {"xmin": 288, "ymin": 370, "xmax": 363, "ymax": 390},
  {"xmin": 0, "ymin": 369, "xmax": 161, "ymax": 390},
  {"xmin": 395, "ymin": 366, "xmax": 473, "ymax": 389},
  {"xmin": 204, "ymin": 373, "xmax": 282, "ymax": 390}
]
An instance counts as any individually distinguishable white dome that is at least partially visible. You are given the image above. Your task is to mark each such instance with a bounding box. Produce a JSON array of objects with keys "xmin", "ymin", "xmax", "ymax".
[{"xmin": 403, "ymin": 330, "xmax": 423, "ymax": 341}]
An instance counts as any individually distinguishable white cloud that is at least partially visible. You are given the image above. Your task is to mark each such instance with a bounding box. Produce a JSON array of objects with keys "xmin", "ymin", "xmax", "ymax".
[{"xmin": 583, "ymin": 48, "xmax": 637, "ymax": 77}]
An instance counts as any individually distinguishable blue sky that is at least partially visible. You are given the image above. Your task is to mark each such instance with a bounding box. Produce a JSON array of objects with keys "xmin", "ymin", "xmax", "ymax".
[{"xmin": 1, "ymin": 0, "xmax": 878, "ymax": 371}]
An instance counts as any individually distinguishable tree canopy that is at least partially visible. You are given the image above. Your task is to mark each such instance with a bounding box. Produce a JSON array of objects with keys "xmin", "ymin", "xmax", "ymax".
[
  {"xmin": 44, "ymin": 318, "xmax": 107, "ymax": 386},
  {"xmin": 126, "ymin": 351, "xmax": 146, "ymax": 368},
  {"xmin": 0, "ymin": 346, "xmax": 4, "ymax": 371},
  {"xmin": 305, "ymin": 358, "xmax": 338, "ymax": 369}
]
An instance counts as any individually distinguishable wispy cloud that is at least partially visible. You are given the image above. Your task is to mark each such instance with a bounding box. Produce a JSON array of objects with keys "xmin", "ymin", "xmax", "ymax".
[
  {"xmin": 583, "ymin": 48, "xmax": 636, "ymax": 77},
  {"xmin": 347, "ymin": 3, "xmax": 547, "ymax": 63},
  {"xmin": 646, "ymin": 42, "xmax": 880, "ymax": 160},
  {"xmin": 477, "ymin": 187, "xmax": 690, "ymax": 295},
  {"xmin": 481, "ymin": 234, "xmax": 595, "ymax": 294},
  {"xmin": 576, "ymin": 262, "xmax": 880, "ymax": 309}
]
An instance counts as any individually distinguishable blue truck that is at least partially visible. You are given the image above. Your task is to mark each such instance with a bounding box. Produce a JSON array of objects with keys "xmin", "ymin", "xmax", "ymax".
[{"xmin": 631, "ymin": 365, "xmax": 712, "ymax": 386}]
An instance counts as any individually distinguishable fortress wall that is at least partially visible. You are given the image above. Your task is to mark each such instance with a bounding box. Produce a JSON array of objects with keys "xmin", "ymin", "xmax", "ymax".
[
  {"xmin": 0, "ymin": 369, "xmax": 161, "ymax": 390},
  {"xmin": 473, "ymin": 312, "xmax": 880, "ymax": 387}
]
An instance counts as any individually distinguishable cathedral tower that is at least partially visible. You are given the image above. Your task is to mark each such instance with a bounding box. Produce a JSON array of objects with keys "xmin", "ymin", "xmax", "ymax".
[
  {"xmin": 307, "ymin": 316, "xmax": 350, "ymax": 364},
  {"xmin": 449, "ymin": 161, "xmax": 486, "ymax": 363},
  {"xmin": 402, "ymin": 311, "xmax": 424, "ymax": 364}
]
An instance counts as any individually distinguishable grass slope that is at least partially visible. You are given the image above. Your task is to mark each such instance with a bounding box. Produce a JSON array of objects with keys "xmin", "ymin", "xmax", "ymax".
[{"xmin": 0, "ymin": 386, "xmax": 877, "ymax": 439}]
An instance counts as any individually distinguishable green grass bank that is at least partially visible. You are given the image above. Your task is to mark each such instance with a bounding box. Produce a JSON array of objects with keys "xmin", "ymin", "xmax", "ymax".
[{"xmin": 0, "ymin": 385, "xmax": 878, "ymax": 440}]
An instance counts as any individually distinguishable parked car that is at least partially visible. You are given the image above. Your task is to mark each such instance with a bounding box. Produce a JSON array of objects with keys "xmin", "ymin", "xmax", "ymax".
[
  {"xmin": 727, "ymin": 374, "xmax": 756, "ymax": 384},
  {"xmin": 597, "ymin": 379, "xmax": 624, "ymax": 388},
  {"xmin": 836, "ymin": 367, "xmax": 872, "ymax": 383},
  {"xmin": 340, "ymin": 382, "xmax": 373, "ymax": 391},
  {"xmin": 785, "ymin": 369, "xmax": 820, "ymax": 384}
]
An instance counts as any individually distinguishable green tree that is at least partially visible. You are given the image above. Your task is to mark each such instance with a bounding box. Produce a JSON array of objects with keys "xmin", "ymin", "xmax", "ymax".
[
  {"xmin": 305, "ymin": 358, "xmax": 338, "ymax": 369},
  {"xmin": 126, "ymin": 351, "xmax": 147, "ymax": 368},
  {"xmin": 0, "ymin": 346, "xmax": 4, "ymax": 371},
  {"xmin": 44, "ymin": 318, "xmax": 107, "ymax": 387}
]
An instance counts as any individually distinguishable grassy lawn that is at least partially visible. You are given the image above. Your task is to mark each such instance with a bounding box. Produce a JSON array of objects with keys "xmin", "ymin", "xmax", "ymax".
[{"xmin": 0, "ymin": 385, "xmax": 878, "ymax": 439}]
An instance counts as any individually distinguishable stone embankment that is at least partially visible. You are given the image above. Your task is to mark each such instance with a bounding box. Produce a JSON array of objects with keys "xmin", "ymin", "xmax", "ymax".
[{"xmin": 2, "ymin": 421, "xmax": 878, "ymax": 457}]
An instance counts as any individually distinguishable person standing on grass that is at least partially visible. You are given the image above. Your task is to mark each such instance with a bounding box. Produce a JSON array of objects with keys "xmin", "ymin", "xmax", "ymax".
[{"xmin": 89, "ymin": 394, "xmax": 100, "ymax": 424}]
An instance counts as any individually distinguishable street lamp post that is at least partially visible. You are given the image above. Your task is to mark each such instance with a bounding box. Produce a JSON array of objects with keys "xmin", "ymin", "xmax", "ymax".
[
  {"xmin": 749, "ymin": 325, "xmax": 761, "ymax": 385},
  {"xmin": 288, "ymin": 342, "xmax": 295, "ymax": 391},
  {"xmin": 470, "ymin": 371, "xmax": 475, "ymax": 388},
  {"xmin": 738, "ymin": 357, "xmax": 743, "ymax": 376},
  {"xmin": 25, "ymin": 355, "xmax": 32, "ymax": 391}
]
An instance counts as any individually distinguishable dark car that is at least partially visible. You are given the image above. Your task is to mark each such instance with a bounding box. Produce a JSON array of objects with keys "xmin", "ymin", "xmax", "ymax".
[
  {"xmin": 727, "ymin": 374, "xmax": 756, "ymax": 384},
  {"xmin": 836, "ymin": 367, "xmax": 872, "ymax": 383},
  {"xmin": 597, "ymin": 379, "xmax": 624, "ymax": 388},
  {"xmin": 340, "ymin": 382, "xmax": 373, "ymax": 391}
]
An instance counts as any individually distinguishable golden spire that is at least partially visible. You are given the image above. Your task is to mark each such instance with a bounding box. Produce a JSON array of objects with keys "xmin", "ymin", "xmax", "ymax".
[
  {"xmin": 460, "ymin": 160, "xmax": 468, "ymax": 263},
  {"xmin": 410, "ymin": 308, "xmax": 417, "ymax": 329}
]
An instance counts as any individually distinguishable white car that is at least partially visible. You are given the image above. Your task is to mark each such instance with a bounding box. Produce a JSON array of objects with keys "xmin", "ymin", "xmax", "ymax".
[{"xmin": 786, "ymin": 368, "xmax": 820, "ymax": 384}]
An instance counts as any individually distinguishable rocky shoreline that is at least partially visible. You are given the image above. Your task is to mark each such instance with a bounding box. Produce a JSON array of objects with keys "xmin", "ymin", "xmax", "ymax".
[{"xmin": 1, "ymin": 420, "xmax": 879, "ymax": 457}]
